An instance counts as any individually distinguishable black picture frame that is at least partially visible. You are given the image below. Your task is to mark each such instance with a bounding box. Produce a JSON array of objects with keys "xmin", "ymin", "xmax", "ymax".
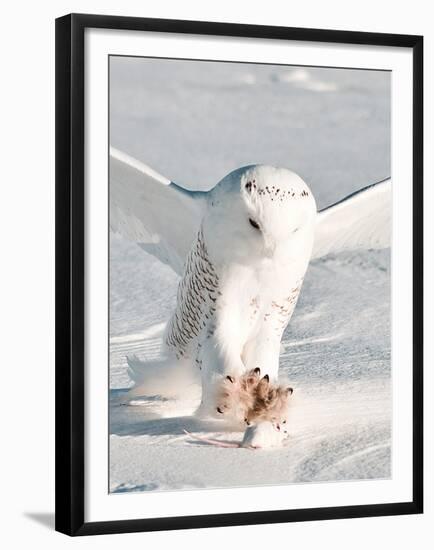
[{"xmin": 55, "ymin": 13, "xmax": 423, "ymax": 536}]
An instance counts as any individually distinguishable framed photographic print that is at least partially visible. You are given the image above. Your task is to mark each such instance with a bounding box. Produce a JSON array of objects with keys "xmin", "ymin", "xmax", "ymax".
[{"xmin": 55, "ymin": 13, "xmax": 423, "ymax": 536}]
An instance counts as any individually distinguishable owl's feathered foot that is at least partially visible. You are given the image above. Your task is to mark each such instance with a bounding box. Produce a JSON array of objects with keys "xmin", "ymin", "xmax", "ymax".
[{"xmin": 216, "ymin": 368, "xmax": 293, "ymax": 428}]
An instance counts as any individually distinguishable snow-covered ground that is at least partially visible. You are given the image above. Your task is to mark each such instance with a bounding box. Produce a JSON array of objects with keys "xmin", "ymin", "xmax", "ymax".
[{"xmin": 109, "ymin": 58, "xmax": 391, "ymax": 493}]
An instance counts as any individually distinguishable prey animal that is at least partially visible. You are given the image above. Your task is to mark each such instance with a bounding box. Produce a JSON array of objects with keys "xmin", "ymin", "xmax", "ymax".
[{"xmin": 111, "ymin": 148, "xmax": 391, "ymax": 443}]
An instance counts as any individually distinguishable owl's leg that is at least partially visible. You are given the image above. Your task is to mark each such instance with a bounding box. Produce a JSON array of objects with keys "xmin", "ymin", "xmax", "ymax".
[
  {"xmin": 195, "ymin": 299, "xmax": 260, "ymax": 422},
  {"xmin": 242, "ymin": 329, "xmax": 282, "ymax": 383},
  {"xmin": 195, "ymin": 332, "xmax": 247, "ymax": 422}
]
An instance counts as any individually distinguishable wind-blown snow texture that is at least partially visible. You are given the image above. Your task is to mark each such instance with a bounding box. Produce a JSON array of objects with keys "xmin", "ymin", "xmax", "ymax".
[{"xmin": 109, "ymin": 58, "xmax": 391, "ymax": 493}]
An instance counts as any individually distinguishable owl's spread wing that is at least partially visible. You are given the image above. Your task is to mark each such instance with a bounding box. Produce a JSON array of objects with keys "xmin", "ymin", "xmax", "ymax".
[
  {"xmin": 312, "ymin": 178, "xmax": 391, "ymax": 260},
  {"xmin": 110, "ymin": 147, "xmax": 206, "ymax": 275}
]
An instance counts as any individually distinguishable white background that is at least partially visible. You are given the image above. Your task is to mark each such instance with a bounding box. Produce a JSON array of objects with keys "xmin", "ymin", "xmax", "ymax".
[{"xmin": 0, "ymin": 0, "xmax": 431, "ymax": 548}]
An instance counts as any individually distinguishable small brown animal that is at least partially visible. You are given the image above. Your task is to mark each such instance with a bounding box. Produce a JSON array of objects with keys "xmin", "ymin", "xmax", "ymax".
[
  {"xmin": 216, "ymin": 367, "xmax": 293, "ymax": 428},
  {"xmin": 215, "ymin": 367, "xmax": 262, "ymax": 423},
  {"xmin": 246, "ymin": 375, "xmax": 293, "ymax": 428}
]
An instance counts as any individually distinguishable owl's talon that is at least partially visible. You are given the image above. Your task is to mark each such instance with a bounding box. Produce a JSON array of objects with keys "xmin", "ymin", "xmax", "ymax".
[{"xmin": 215, "ymin": 368, "xmax": 264, "ymax": 423}]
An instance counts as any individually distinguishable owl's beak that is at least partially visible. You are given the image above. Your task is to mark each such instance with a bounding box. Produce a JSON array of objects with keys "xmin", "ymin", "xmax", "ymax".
[{"xmin": 263, "ymin": 235, "xmax": 276, "ymax": 258}]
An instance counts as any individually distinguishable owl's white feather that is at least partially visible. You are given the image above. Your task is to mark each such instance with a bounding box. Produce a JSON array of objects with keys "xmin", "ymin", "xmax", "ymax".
[
  {"xmin": 312, "ymin": 178, "xmax": 391, "ymax": 259},
  {"xmin": 110, "ymin": 147, "xmax": 205, "ymax": 275}
]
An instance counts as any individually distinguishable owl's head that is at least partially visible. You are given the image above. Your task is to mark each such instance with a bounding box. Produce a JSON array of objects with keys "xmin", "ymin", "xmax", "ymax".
[{"xmin": 207, "ymin": 165, "xmax": 317, "ymax": 260}]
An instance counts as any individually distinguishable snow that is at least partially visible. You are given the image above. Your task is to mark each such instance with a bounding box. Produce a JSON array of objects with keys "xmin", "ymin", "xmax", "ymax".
[{"xmin": 109, "ymin": 57, "xmax": 391, "ymax": 493}]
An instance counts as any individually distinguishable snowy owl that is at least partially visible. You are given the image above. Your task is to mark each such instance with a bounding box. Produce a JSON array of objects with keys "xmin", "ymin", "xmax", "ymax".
[{"xmin": 110, "ymin": 147, "xmax": 391, "ymax": 435}]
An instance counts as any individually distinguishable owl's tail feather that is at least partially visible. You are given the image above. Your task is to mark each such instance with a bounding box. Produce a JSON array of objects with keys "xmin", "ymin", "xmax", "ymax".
[{"xmin": 126, "ymin": 354, "xmax": 200, "ymax": 400}]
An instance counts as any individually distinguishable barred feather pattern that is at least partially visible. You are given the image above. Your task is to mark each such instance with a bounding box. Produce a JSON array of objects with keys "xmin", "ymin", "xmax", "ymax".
[
  {"xmin": 269, "ymin": 280, "xmax": 303, "ymax": 336},
  {"xmin": 165, "ymin": 227, "xmax": 220, "ymax": 361}
]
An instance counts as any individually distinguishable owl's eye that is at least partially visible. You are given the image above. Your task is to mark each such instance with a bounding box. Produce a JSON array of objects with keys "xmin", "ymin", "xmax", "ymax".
[{"xmin": 249, "ymin": 218, "xmax": 260, "ymax": 230}]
